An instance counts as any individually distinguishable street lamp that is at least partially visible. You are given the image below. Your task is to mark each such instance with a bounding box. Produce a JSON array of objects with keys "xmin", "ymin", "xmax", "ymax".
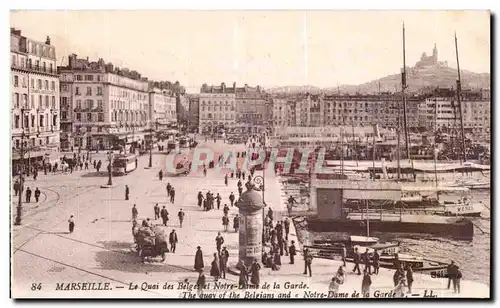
[
  {"xmin": 14, "ymin": 108, "xmax": 28, "ymax": 226},
  {"xmin": 106, "ymin": 132, "xmax": 114, "ymax": 186}
]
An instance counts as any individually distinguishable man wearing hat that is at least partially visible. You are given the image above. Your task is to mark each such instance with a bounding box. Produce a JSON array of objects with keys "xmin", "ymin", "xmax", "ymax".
[
  {"xmin": 169, "ymin": 229, "xmax": 178, "ymax": 253},
  {"xmin": 289, "ymin": 240, "xmax": 297, "ymax": 264},
  {"xmin": 341, "ymin": 243, "xmax": 347, "ymax": 267}
]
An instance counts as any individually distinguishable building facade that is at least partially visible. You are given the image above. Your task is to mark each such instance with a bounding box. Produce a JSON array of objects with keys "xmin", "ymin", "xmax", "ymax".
[
  {"xmin": 11, "ymin": 28, "xmax": 60, "ymax": 165},
  {"xmin": 419, "ymin": 90, "xmax": 490, "ymax": 136},
  {"xmin": 272, "ymin": 98, "xmax": 288, "ymax": 127},
  {"xmin": 58, "ymin": 54, "xmax": 149, "ymax": 151},
  {"xmin": 199, "ymin": 82, "xmax": 271, "ymax": 134},
  {"xmin": 199, "ymin": 83, "xmax": 237, "ymax": 134},
  {"xmin": 149, "ymin": 87, "xmax": 177, "ymax": 132}
]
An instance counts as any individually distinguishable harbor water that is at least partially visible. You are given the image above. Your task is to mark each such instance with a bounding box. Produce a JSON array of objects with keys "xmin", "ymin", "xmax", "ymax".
[{"xmin": 294, "ymin": 189, "xmax": 490, "ymax": 286}]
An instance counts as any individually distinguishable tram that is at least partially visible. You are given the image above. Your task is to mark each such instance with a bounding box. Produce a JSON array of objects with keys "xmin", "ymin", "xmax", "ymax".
[{"xmin": 112, "ymin": 153, "xmax": 138, "ymax": 175}]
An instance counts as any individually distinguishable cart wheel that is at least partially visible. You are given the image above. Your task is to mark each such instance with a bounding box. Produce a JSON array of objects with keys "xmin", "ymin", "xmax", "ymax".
[{"xmin": 161, "ymin": 252, "xmax": 166, "ymax": 262}]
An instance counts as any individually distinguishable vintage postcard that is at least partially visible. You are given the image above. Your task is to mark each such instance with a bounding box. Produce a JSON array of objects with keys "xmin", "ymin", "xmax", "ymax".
[{"xmin": 10, "ymin": 10, "xmax": 491, "ymax": 299}]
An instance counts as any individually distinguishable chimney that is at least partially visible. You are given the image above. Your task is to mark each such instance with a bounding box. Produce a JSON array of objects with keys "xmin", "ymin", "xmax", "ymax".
[
  {"xmin": 68, "ymin": 54, "xmax": 77, "ymax": 68},
  {"xmin": 257, "ymin": 85, "xmax": 261, "ymax": 93},
  {"xmin": 221, "ymin": 82, "xmax": 226, "ymax": 93},
  {"xmin": 45, "ymin": 36, "xmax": 51, "ymax": 45},
  {"xmin": 244, "ymin": 84, "xmax": 248, "ymax": 92}
]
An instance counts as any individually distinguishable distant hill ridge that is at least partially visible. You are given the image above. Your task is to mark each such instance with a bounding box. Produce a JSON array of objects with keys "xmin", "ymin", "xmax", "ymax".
[{"xmin": 268, "ymin": 66, "xmax": 490, "ymax": 95}]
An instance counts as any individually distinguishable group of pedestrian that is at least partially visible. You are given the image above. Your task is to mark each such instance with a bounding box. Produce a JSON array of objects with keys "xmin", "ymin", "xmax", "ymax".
[
  {"xmin": 166, "ymin": 182, "xmax": 176, "ymax": 204},
  {"xmin": 352, "ymin": 247, "xmax": 380, "ymax": 275},
  {"xmin": 447, "ymin": 260, "xmax": 462, "ymax": 294}
]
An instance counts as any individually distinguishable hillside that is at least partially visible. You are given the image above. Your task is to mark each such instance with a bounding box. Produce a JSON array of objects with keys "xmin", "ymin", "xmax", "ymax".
[{"xmin": 268, "ymin": 66, "xmax": 490, "ymax": 94}]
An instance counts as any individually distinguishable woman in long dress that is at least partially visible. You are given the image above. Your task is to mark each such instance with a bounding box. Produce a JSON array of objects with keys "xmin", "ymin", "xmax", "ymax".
[
  {"xmin": 194, "ymin": 246, "xmax": 204, "ymax": 271},
  {"xmin": 237, "ymin": 261, "xmax": 248, "ymax": 289},
  {"xmin": 210, "ymin": 253, "xmax": 221, "ymax": 281},
  {"xmin": 250, "ymin": 259, "xmax": 261, "ymax": 287}
]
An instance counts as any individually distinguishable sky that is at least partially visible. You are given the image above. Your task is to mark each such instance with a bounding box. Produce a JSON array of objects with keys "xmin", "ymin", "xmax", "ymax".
[{"xmin": 10, "ymin": 10, "xmax": 490, "ymax": 93}]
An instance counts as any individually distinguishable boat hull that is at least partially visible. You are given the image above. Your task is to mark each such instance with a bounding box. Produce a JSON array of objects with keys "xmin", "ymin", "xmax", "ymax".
[{"xmin": 306, "ymin": 218, "xmax": 474, "ymax": 240}]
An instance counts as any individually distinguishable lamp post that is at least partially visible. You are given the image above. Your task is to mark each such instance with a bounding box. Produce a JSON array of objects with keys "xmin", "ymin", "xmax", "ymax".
[
  {"xmin": 107, "ymin": 132, "xmax": 114, "ymax": 186},
  {"xmin": 14, "ymin": 108, "xmax": 28, "ymax": 226}
]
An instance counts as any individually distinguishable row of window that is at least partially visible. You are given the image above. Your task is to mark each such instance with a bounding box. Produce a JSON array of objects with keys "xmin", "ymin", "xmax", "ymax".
[
  {"xmin": 13, "ymin": 75, "xmax": 57, "ymax": 91},
  {"xmin": 27, "ymin": 42, "xmax": 55, "ymax": 58},
  {"xmin": 13, "ymin": 114, "xmax": 57, "ymax": 129},
  {"xmin": 13, "ymin": 137, "xmax": 53, "ymax": 149},
  {"xmin": 75, "ymin": 74, "xmax": 102, "ymax": 82},
  {"xmin": 73, "ymin": 86, "xmax": 103, "ymax": 96},
  {"xmin": 200, "ymin": 113, "xmax": 235, "ymax": 120},
  {"xmin": 201, "ymin": 100, "xmax": 235, "ymax": 106},
  {"xmin": 201, "ymin": 106, "xmax": 235, "ymax": 112},
  {"xmin": 12, "ymin": 55, "xmax": 54, "ymax": 72},
  {"xmin": 75, "ymin": 99, "xmax": 103, "ymax": 110},
  {"xmin": 111, "ymin": 111, "xmax": 147, "ymax": 122},
  {"xmin": 75, "ymin": 113, "xmax": 105, "ymax": 122},
  {"xmin": 12, "ymin": 93, "xmax": 56, "ymax": 110},
  {"xmin": 110, "ymin": 100, "xmax": 148, "ymax": 111}
]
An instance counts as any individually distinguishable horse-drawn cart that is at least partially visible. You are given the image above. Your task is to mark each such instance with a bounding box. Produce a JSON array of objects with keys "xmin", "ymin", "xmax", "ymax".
[{"xmin": 132, "ymin": 225, "xmax": 169, "ymax": 262}]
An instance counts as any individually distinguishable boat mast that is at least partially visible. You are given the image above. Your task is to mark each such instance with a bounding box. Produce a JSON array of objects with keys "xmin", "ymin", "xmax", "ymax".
[
  {"xmin": 402, "ymin": 23, "xmax": 411, "ymax": 163},
  {"xmin": 434, "ymin": 98, "xmax": 439, "ymax": 190},
  {"xmin": 340, "ymin": 114, "xmax": 344, "ymax": 176},
  {"xmin": 454, "ymin": 33, "xmax": 467, "ymax": 163}
]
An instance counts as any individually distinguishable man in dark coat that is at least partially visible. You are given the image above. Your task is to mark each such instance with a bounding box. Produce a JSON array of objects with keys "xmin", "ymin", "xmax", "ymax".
[
  {"xmin": 363, "ymin": 248, "xmax": 372, "ymax": 274},
  {"xmin": 194, "ymin": 246, "xmax": 204, "ymax": 272},
  {"xmin": 224, "ymin": 174, "xmax": 228, "ymax": 186},
  {"xmin": 352, "ymin": 247, "xmax": 361, "ymax": 275},
  {"xmin": 219, "ymin": 247, "xmax": 229, "ymax": 279},
  {"xmin": 233, "ymin": 215, "xmax": 240, "ymax": 232},
  {"xmin": 373, "ymin": 250, "xmax": 380, "ymax": 274},
  {"xmin": 169, "ymin": 229, "xmax": 178, "ymax": 253},
  {"xmin": 238, "ymin": 186, "xmax": 243, "ymax": 196},
  {"xmin": 178, "ymin": 209, "xmax": 185, "ymax": 228},
  {"xmin": 222, "ymin": 214, "xmax": 229, "ymax": 232},
  {"xmin": 34, "ymin": 187, "xmax": 41, "ymax": 203},
  {"xmin": 160, "ymin": 206, "xmax": 169, "ymax": 226},
  {"xmin": 170, "ymin": 188, "xmax": 176, "ymax": 204},
  {"xmin": 25, "ymin": 187, "xmax": 32, "ymax": 203},
  {"xmin": 229, "ymin": 192, "xmax": 235, "ymax": 207},
  {"xmin": 159, "ymin": 170, "xmax": 163, "ymax": 181},
  {"xmin": 215, "ymin": 232, "xmax": 224, "ymax": 255},
  {"xmin": 284, "ymin": 218, "xmax": 290, "ymax": 240},
  {"xmin": 166, "ymin": 183, "xmax": 172, "ymax": 197},
  {"xmin": 216, "ymin": 193, "xmax": 221, "ymax": 210},
  {"xmin": 303, "ymin": 248, "xmax": 313, "ymax": 277},
  {"xmin": 447, "ymin": 261, "xmax": 458, "ymax": 290},
  {"xmin": 197, "ymin": 191, "xmax": 204, "ymax": 207},
  {"xmin": 223, "ymin": 204, "xmax": 230, "ymax": 216},
  {"xmin": 125, "ymin": 185, "xmax": 130, "ymax": 200},
  {"xmin": 406, "ymin": 266, "xmax": 414, "ymax": 293},
  {"xmin": 250, "ymin": 259, "xmax": 261, "ymax": 287},
  {"xmin": 154, "ymin": 203, "xmax": 160, "ymax": 220},
  {"xmin": 289, "ymin": 240, "xmax": 297, "ymax": 264}
]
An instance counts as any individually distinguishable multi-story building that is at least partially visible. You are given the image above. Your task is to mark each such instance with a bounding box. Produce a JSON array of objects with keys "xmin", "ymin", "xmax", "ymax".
[
  {"xmin": 199, "ymin": 83, "xmax": 237, "ymax": 134},
  {"xmin": 187, "ymin": 94, "xmax": 200, "ymax": 133},
  {"xmin": 148, "ymin": 87, "xmax": 176, "ymax": 132},
  {"xmin": 272, "ymin": 98, "xmax": 288, "ymax": 127},
  {"xmin": 235, "ymin": 84, "xmax": 270, "ymax": 128},
  {"xmin": 199, "ymin": 82, "xmax": 272, "ymax": 134},
  {"xmin": 419, "ymin": 89, "xmax": 490, "ymax": 136},
  {"xmin": 58, "ymin": 54, "xmax": 149, "ymax": 151},
  {"xmin": 11, "ymin": 28, "xmax": 60, "ymax": 168}
]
